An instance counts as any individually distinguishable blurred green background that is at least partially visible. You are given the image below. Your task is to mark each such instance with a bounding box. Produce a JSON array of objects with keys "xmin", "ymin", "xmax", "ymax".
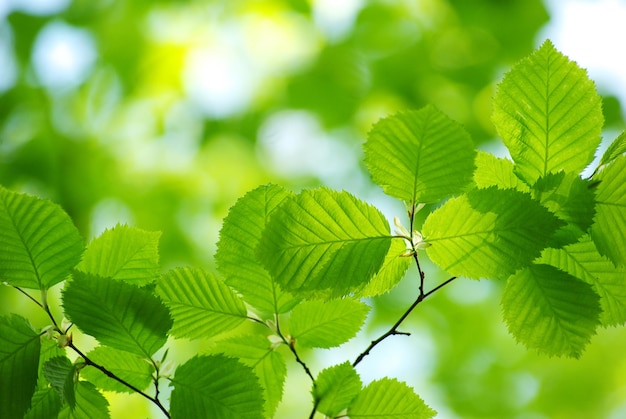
[{"xmin": 1, "ymin": 0, "xmax": 626, "ymax": 417}]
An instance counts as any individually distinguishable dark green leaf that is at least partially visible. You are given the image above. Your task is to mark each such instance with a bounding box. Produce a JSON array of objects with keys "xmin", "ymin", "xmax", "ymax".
[
  {"xmin": 314, "ymin": 362, "xmax": 361, "ymax": 417},
  {"xmin": 348, "ymin": 378, "xmax": 436, "ymax": 418},
  {"xmin": 58, "ymin": 381, "xmax": 110, "ymax": 419},
  {"xmin": 81, "ymin": 346, "xmax": 153, "ymax": 393},
  {"xmin": 24, "ymin": 387, "xmax": 62, "ymax": 419},
  {"xmin": 43, "ymin": 356, "xmax": 76, "ymax": 407}
]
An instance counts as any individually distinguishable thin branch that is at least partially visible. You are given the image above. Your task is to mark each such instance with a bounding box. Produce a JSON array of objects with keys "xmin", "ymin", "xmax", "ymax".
[{"xmin": 275, "ymin": 314, "xmax": 316, "ymax": 383}]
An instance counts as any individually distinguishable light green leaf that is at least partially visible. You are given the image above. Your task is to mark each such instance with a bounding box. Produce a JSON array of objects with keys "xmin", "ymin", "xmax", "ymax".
[
  {"xmin": 354, "ymin": 238, "xmax": 412, "ymax": 298},
  {"xmin": 157, "ymin": 267, "xmax": 247, "ymax": 340},
  {"xmin": 76, "ymin": 224, "xmax": 161, "ymax": 286},
  {"xmin": 539, "ymin": 235, "xmax": 626, "ymax": 327},
  {"xmin": 473, "ymin": 151, "xmax": 529, "ymax": 191},
  {"xmin": 348, "ymin": 378, "xmax": 436, "ymax": 418},
  {"xmin": 591, "ymin": 154, "xmax": 626, "ymax": 267},
  {"xmin": 58, "ymin": 381, "xmax": 110, "ymax": 419},
  {"xmin": 492, "ymin": 40, "xmax": 603, "ymax": 185},
  {"xmin": 364, "ymin": 105, "xmax": 476, "ymax": 204},
  {"xmin": 170, "ymin": 354, "xmax": 264, "ymax": 419},
  {"xmin": 423, "ymin": 187, "xmax": 562, "ymax": 280},
  {"xmin": 62, "ymin": 271, "xmax": 172, "ymax": 357},
  {"xmin": 43, "ymin": 356, "xmax": 76, "ymax": 407},
  {"xmin": 212, "ymin": 334, "xmax": 287, "ymax": 417},
  {"xmin": 501, "ymin": 264, "xmax": 600, "ymax": 358},
  {"xmin": 0, "ymin": 314, "xmax": 41, "ymax": 419},
  {"xmin": 290, "ymin": 298, "xmax": 369, "ymax": 348},
  {"xmin": 314, "ymin": 362, "xmax": 361, "ymax": 417},
  {"xmin": 598, "ymin": 130, "xmax": 626, "ymax": 168},
  {"xmin": 258, "ymin": 188, "xmax": 391, "ymax": 296},
  {"xmin": 24, "ymin": 387, "xmax": 62, "ymax": 419},
  {"xmin": 81, "ymin": 346, "xmax": 153, "ymax": 393},
  {"xmin": 0, "ymin": 187, "xmax": 84, "ymax": 289},
  {"xmin": 216, "ymin": 184, "xmax": 300, "ymax": 316}
]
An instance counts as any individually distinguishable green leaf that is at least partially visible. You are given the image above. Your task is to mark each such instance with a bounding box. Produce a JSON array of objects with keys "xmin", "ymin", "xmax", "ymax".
[
  {"xmin": 290, "ymin": 298, "xmax": 369, "ymax": 348},
  {"xmin": 598, "ymin": 130, "xmax": 626, "ymax": 168},
  {"xmin": 216, "ymin": 184, "xmax": 300, "ymax": 316},
  {"xmin": 354, "ymin": 238, "xmax": 412, "ymax": 298},
  {"xmin": 0, "ymin": 187, "xmax": 84, "ymax": 289},
  {"xmin": 170, "ymin": 354, "xmax": 264, "ymax": 419},
  {"xmin": 37, "ymin": 337, "xmax": 67, "ymax": 390},
  {"xmin": 492, "ymin": 40, "xmax": 603, "ymax": 185},
  {"xmin": 348, "ymin": 378, "xmax": 436, "ymax": 418},
  {"xmin": 501, "ymin": 264, "xmax": 601, "ymax": 358},
  {"xmin": 0, "ymin": 314, "xmax": 41, "ymax": 419},
  {"xmin": 157, "ymin": 267, "xmax": 248, "ymax": 340},
  {"xmin": 591, "ymin": 154, "xmax": 626, "ymax": 267},
  {"xmin": 24, "ymin": 387, "xmax": 62, "ymax": 419},
  {"xmin": 81, "ymin": 346, "xmax": 153, "ymax": 393},
  {"xmin": 258, "ymin": 188, "xmax": 391, "ymax": 296},
  {"xmin": 58, "ymin": 381, "xmax": 110, "ymax": 419},
  {"xmin": 314, "ymin": 362, "xmax": 361, "ymax": 417},
  {"xmin": 43, "ymin": 356, "xmax": 76, "ymax": 407},
  {"xmin": 212, "ymin": 334, "xmax": 287, "ymax": 417},
  {"xmin": 62, "ymin": 271, "xmax": 172, "ymax": 357},
  {"xmin": 364, "ymin": 105, "xmax": 476, "ymax": 204},
  {"xmin": 539, "ymin": 235, "xmax": 626, "ymax": 327},
  {"xmin": 473, "ymin": 151, "xmax": 529, "ymax": 191},
  {"xmin": 76, "ymin": 224, "xmax": 161, "ymax": 286},
  {"xmin": 422, "ymin": 187, "xmax": 562, "ymax": 280}
]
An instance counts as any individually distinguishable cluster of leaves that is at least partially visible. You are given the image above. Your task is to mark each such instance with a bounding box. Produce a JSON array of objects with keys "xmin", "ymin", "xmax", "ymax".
[{"xmin": 2, "ymin": 40, "xmax": 626, "ymax": 418}]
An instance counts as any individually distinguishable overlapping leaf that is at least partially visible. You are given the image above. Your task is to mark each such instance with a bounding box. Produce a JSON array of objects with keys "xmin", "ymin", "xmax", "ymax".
[
  {"xmin": 258, "ymin": 188, "xmax": 391, "ymax": 296},
  {"xmin": 24, "ymin": 387, "xmax": 62, "ymax": 419},
  {"xmin": 169, "ymin": 355, "xmax": 264, "ymax": 419},
  {"xmin": 76, "ymin": 224, "xmax": 160, "ymax": 286},
  {"xmin": 63, "ymin": 272, "xmax": 172, "ymax": 358},
  {"xmin": 473, "ymin": 151, "xmax": 530, "ymax": 191},
  {"xmin": 81, "ymin": 346, "xmax": 153, "ymax": 393},
  {"xmin": 354, "ymin": 238, "xmax": 412, "ymax": 298},
  {"xmin": 423, "ymin": 187, "xmax": 562, "ymax": 279},
  {"xmin": 493, "ymin": 40, "xmax": 603, "ymax": 185},
  {"xmin": 290, "ymin": 298, "xmax": 369, "ymax": 348},
  {"xmin": 501, "ymin": 264, "xmax": 601, "ymax": 358},
  {"xmin": 348, "ymin": 378, "xmax": 436, "ymax": 418},
  {"xmin": 598, "ymin": 130, "xmax": 626, "ymax": 168},
  {"xmin": 216, "ymin": 184, "xmax": 300, "ymax": 316},
  {"xmin": 590, "ymin": 154, "xmax": 626, "ymax": 267},
  {"xmin": 157, "ymin": 267, "xmax": 248, "ymax": 340},
  {"xmin": 314, "ymin": 362, "xmax": 362, "ymax": 417},
  {"xmin": 43, "ymin": 356, "xmax": 76, "ymax": 407},
  {"xmin": 0, "ymin": 187, "xmax": 84, "ymax": 289},
  {"xmin": 539, "ymin": 235, "xmax": 626, "ymax": 326},
  {"xmin": 58, "ymin": 381, "xmax": 110, "ymax": 419},
  {"xmin": 0, "ymin": 314, "xmax": 41, "ymax": 419},
  {"xmin": 364, "ymin": 105, "xmax": 476, "ymax": 204}
]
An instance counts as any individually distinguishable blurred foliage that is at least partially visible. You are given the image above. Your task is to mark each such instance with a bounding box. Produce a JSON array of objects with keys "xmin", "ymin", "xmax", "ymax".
[{"xmin": 1, "ymin": 0, "xmax": 625, "ymax": 418}]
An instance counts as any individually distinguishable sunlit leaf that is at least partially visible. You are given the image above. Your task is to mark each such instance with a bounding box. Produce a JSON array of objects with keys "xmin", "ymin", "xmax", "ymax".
[
  {"xmin": 364, "ymin": 105, "xmax": 476, "ymax": 204},
  {"xmin": 24, "ymin": 387, "xmax": 62, "ymax": 419},
  {"xmin": 598, "ymin": 130, "xmax": 626, "ymax": 168},
  {"xmin": 258, "ymin": 188, "xmax": 391, "ymax": 296},
  {"xmin": 0, "ymin": 314, "xmax": 41, "ymax": 419},
  {"xmin": 290, "ymin": 298, "xmax": 369, "ymax": 348},
  {"xmin": 354, "ymin": 238, "xmax": 412, "ymax": 298},
  {"xmin": 76, "ymin": 224, "xmax": 161, "ymax": 286},
  {"xmin": 170, "ymin": 355, "xmax": 264, "ymax": 419},
  {"xmin": 314, "ymin": 362, "xmax": 361, "ymax": 417},
  {"xmin": 348, "ymin": 378, "xmax": 436, "ymax": 418},
  {"xmin": 157, "ymin": 267, "xmax": 247, "ymax": 340},
  {"xmin": 473, "ymin": 151, "xmax": 529, "ymax": 191},
  {"xmin": 81, "ymin": 346, "xmax": 153, "ymax": 393},
  {"xmin": 0, "ymin": 187, "xmax": 83, "ymax": 289},
  {"xmin": 501, "ymin": 264, "xmax": 600, "ymax": 358},
  {"xmin": 423, "ymin": 187, "xmax": 562, "ymax": 279},
  {"xmin": 216, "ymin": 184, "xmax": 300, "ymax": 316},
  {"xmin": 493, "ymin": 40, "xmax": 603, "ymax": 185},
  {"xmin": 63, "ymin": 271, "xmax": 172, "ymax": 357},
  {"xmin": 58, "ymin": 381, "xmax": 110, "ymax": 419}
]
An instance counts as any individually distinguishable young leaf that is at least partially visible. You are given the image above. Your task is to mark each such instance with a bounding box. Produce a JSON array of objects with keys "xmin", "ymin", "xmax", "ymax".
[
  {"xmin": 364, "ymin": 105, "xmax": 476, "ymax": 204},
  {"xmin": 157, "ymin": 267, "xmax": 248, "ymax": 340},
  {"xmin": 501, "ymin": 264, "xmax": 601, "ymax": 358},
  {"xmin": 590, "ymin": 154, "xmax": 626, "ymax": 267},
  {"xmin": 0, "ymin": 314, "xmax": 41, "ymax": 419},
  {"xmin": 258, "ymin": 188, "xmax": 391, "ymax": 296},
  {"xmin": 473, "ymin": 151, "xmax": 529, "ymax": 192},
  {"xmin": 43, "ymin": 356, "xmax": 76, "ymax": 408},
  {"xmin": 539, "ymin": 235, "xmax": 626, "ymax": 327},
  {"xmin": 314, "ymin": 362, "xmax": 362, "ymax": 417},
  {"xmin": 216, "ymin": 184, "xmax": 300, "ymax": 316},
  {"xmin": 348, "ymin": 378, "xmax": 436, "ymax": 418},
  {"xmin": 290, "ymin": 298, "xmax": 369, "ymax": 348},
  {"xmin": 212, "ymin": 334, "xmax": 287, "ymax": 417},
  {"xmin": 37, "ymin": 336, "xmax": 67, "ymax": 390},
  {"xmin": 354, "ymin": 238, "xmax": 412, "ymax": 298},
  {"xmin": 24, "ymin": 387, "xmax": 62, "ymax": 419},
  {"xmin": 62, "ymin": 271, "xmax": 172, "ymax": 358},
  {"xmin": 422, "ymin": 187, "xmax": 562, "ymax": 280},
  {"xmin": 0, "ymin": 187, "xmax": 84, "ymax": 289},
  {"xmin": 80, "ymin": 346, "xmax": 153, "ymax": 393},
  {"xmin": 598, "ymin": 130, "xmax": 626, "ymax": 168},
  {"xmin": 492, "ymin": 40, "xmax": 603, "ymax": 185},
  {"xmin": 169, "ymin": 355, "xmax": 264, "ymax": 419},
  {"xmin": 58, "ymin": 381, "xmax": 110, "ymax": 419},
  {"xmin": 76, "ymin": 224, "xmax": 161, "ymax": 286}
]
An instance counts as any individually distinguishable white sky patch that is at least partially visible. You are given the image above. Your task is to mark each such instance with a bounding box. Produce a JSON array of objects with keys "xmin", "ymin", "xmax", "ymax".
[
  {"xmin": 7, "ymin": 0, "xmax": 70, "ymax": 16},
  {"xmin": 312, "ymin": 0, "xmax": 364, "ymax": 41}
]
